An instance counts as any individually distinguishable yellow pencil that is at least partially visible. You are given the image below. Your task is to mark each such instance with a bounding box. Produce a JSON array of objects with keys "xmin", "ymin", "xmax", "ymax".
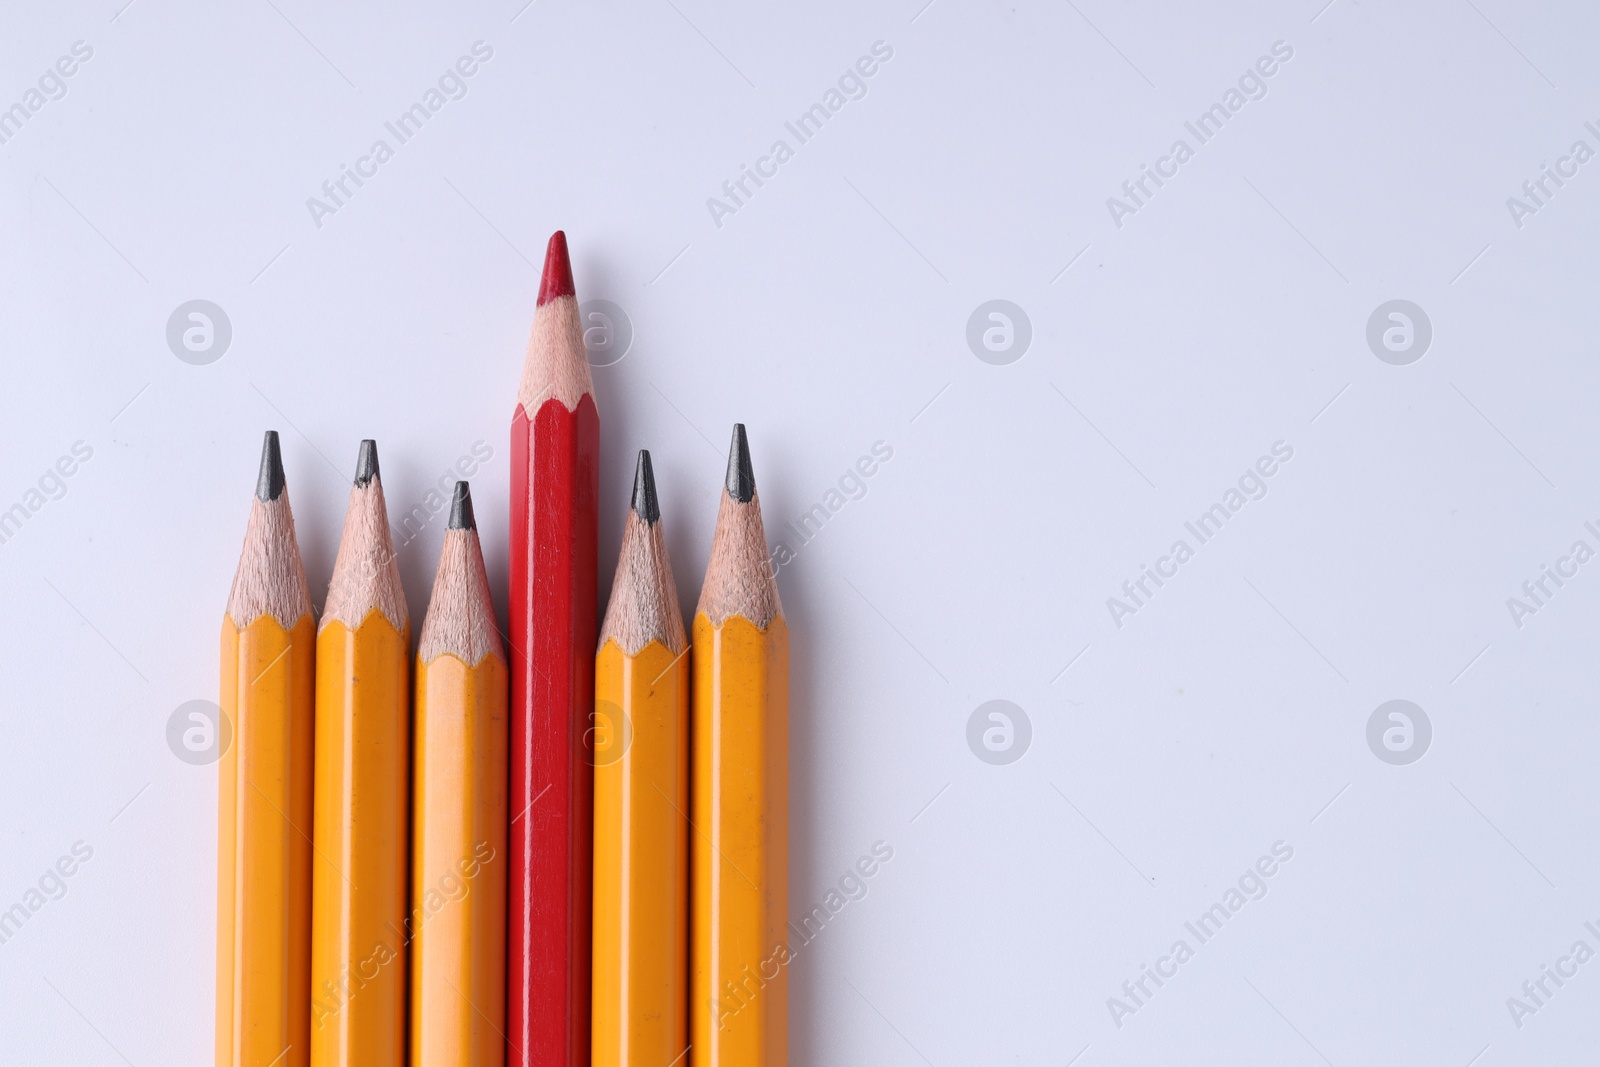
[
  {"xmin": 410, "ymin": 482, "xmax": 508, "ymax": 1067},
  {"xmin": 310, "ymin": 440, "xmax": 411, "ymax": 1067},
  {"xmin": 692, "ymin": 425, "xmax": 789, "ymax": 1067},
  {"xmin": 593, "ymin": 451, "xmax": 689, "ymax": 1067},
  {"xmin": 216, "ymin": 431, "xmax": 314, "ymax": 1067}
]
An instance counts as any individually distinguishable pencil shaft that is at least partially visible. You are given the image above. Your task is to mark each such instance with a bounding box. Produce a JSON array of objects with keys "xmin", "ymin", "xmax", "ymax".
[
  {"xmin": 691, "ymin": 614, "xmax": 790, "ymax": 1067},
  {"xmin": 592, "ymin": 639, "xmax": 690, "ymax": 1067},
  {"xmin": 310, "ymin": 616, "xmax": 411, "ymax": 1067},
  {"xmin": 216, "ymin": 615, "xmax": 314, "ymax": 1067},
  {"xmin": 508, "ymin": 395, "xmax": 599, "ymax": 1067},
  {"xmin": 410, "ymin": 652, "xmax": 509, "ymax": 1066}
]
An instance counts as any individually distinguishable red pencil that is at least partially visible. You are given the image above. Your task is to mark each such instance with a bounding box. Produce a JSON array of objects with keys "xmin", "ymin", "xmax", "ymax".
[{"xmin": 508, "ymin": 230, "xmax": 599, "ymax": 1067}]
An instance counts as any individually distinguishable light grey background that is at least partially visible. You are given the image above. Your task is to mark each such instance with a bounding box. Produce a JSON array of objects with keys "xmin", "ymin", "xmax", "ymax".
[{"xmin": 2, "ymin": 0, "xmax": 1597, "ymax": 1063}]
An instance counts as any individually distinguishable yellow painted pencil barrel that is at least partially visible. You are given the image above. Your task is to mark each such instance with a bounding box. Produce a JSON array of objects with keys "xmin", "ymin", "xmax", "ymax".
[
  {"xmin": 310, "ymin": 441, "xmax": 411, "ymax": 1067},
  {"xmin": 217, "ymin": 617, "xmax": 315, "ymax": 1067},
  {"xmin": 692, "ymin": 427, "xmax": 789, "ymax": 1067},
  {"xmin": 311, "ymin": 615, "xmax": 410, "ymax": 1064},
  {"xmin": 594, "ymin": 451, "xmax": 690, "ymax": 1067},
  {"xmin": 216, "ymin": 431, "xmax": 314, "ymax": 1067},
  {"xmin": 692, "ymin": 615, "xmax": 789, "ymax": 1063},
  {"xmin": 410, "ymin": 486, "xmax": 509, "ymax": 1067},
  {"xmin": 593, "ymin": 640, "xmax": 690, "ymax": 1066}
]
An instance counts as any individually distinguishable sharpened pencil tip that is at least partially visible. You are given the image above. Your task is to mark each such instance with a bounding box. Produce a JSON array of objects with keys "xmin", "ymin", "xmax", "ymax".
[
  {"xmin": 256, "ymin": 430, "xmax": 285, "ymax": 502},
  {"xmin": 355, "ymin": 439, "xmax": 380, "ymax": 487},
  {"xmin": 631, "ymin": 450, "xmax": 660, "ymax": 524},
  {"xmin": 537, "ymin": 230, "xmax": 574, "ymax": 306},
  {"xmin": 449, "ymin": 481, "xmax": 475, "ymax": 530},
  {"xmin": 725, "ymin": 424, "xmax": 754, "ymax": 503}
]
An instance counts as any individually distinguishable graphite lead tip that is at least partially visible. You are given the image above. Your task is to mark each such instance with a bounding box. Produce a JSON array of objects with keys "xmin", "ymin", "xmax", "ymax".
[
  {"xmin": 631, "ymin": 450, "xmax": 661, "ymax": 524},
  {"xmin": 699, "ymin": 422, "xmax": 780, "ymax": 627},
  {"xmin": 449, "ymin": 481, "xmax": 476, "ymax": 531},
  {"xmin": 256, "ymin": 430, "xmax": 285, "ymax": 502},
  {"xmin": 724, "ymin": 424, "xmax": 754, "ymax": 503},
  {"xmin": 537, "ymin": 230, "xmax": 575, "ymax": 306},
  {"xmin": 354, "ymin": 439, "xmax": 380, "ymax": 487}
]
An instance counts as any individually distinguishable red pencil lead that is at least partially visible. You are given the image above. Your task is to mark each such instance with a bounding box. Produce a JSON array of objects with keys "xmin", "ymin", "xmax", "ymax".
[{"xmin": 537, "ymin": 230, "xmax": 575, "ymax": 306}]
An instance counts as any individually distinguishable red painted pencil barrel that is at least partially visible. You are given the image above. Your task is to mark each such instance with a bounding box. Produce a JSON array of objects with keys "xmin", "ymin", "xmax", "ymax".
[{"xmin": 508, "ymin": 394, "xmax": 599, "ymax": 1067}]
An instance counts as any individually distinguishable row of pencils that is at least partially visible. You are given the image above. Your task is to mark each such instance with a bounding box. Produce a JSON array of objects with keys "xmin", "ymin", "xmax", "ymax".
[{"xmin": 216, "ymin": 232, "xmax": 789, "ymax": 1067}]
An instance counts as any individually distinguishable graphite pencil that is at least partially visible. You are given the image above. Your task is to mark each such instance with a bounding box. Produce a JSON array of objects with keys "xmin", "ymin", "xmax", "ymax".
[
  {"xmin": 216, "ymin": 430, "xmax": 314, "ymax": 1067},
  {"xmin": 410, "ymin": 481, "xmax": 508, "ymax": 1067},
  {"xmin": 691, "ymin": 425, "xmax": 789, "ymax": 1067},
  {"xmin": 310, "ymin": 440, "xmax": 411, "ymax": 1067},
  {"xmin": 593, "ymin": 451, "xmax": 690, "ymax": 1067}
]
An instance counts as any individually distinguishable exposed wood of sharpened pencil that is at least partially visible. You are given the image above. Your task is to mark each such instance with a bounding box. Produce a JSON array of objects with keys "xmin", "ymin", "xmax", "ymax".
[
  {"xmin": 599, "ymin": 451, "xmax": 687, "ymax": 657},
  {"xmin": 517, "ymin": 230, "xmax": 594, "ymax": 414},
  {"xmin": 417, "ymin": 482, "xmax": 503, "ymax": 667},
  {"xmin": 226, "ymin": 430, "xmax": 312, "ymax": 628},
  {"xmin": 320, "ymin": 439, "xmax": 407, "ymax": 632},
  {"xmin": 697, "ymin": 424, "xmax": 782, "ymax": 629}
]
